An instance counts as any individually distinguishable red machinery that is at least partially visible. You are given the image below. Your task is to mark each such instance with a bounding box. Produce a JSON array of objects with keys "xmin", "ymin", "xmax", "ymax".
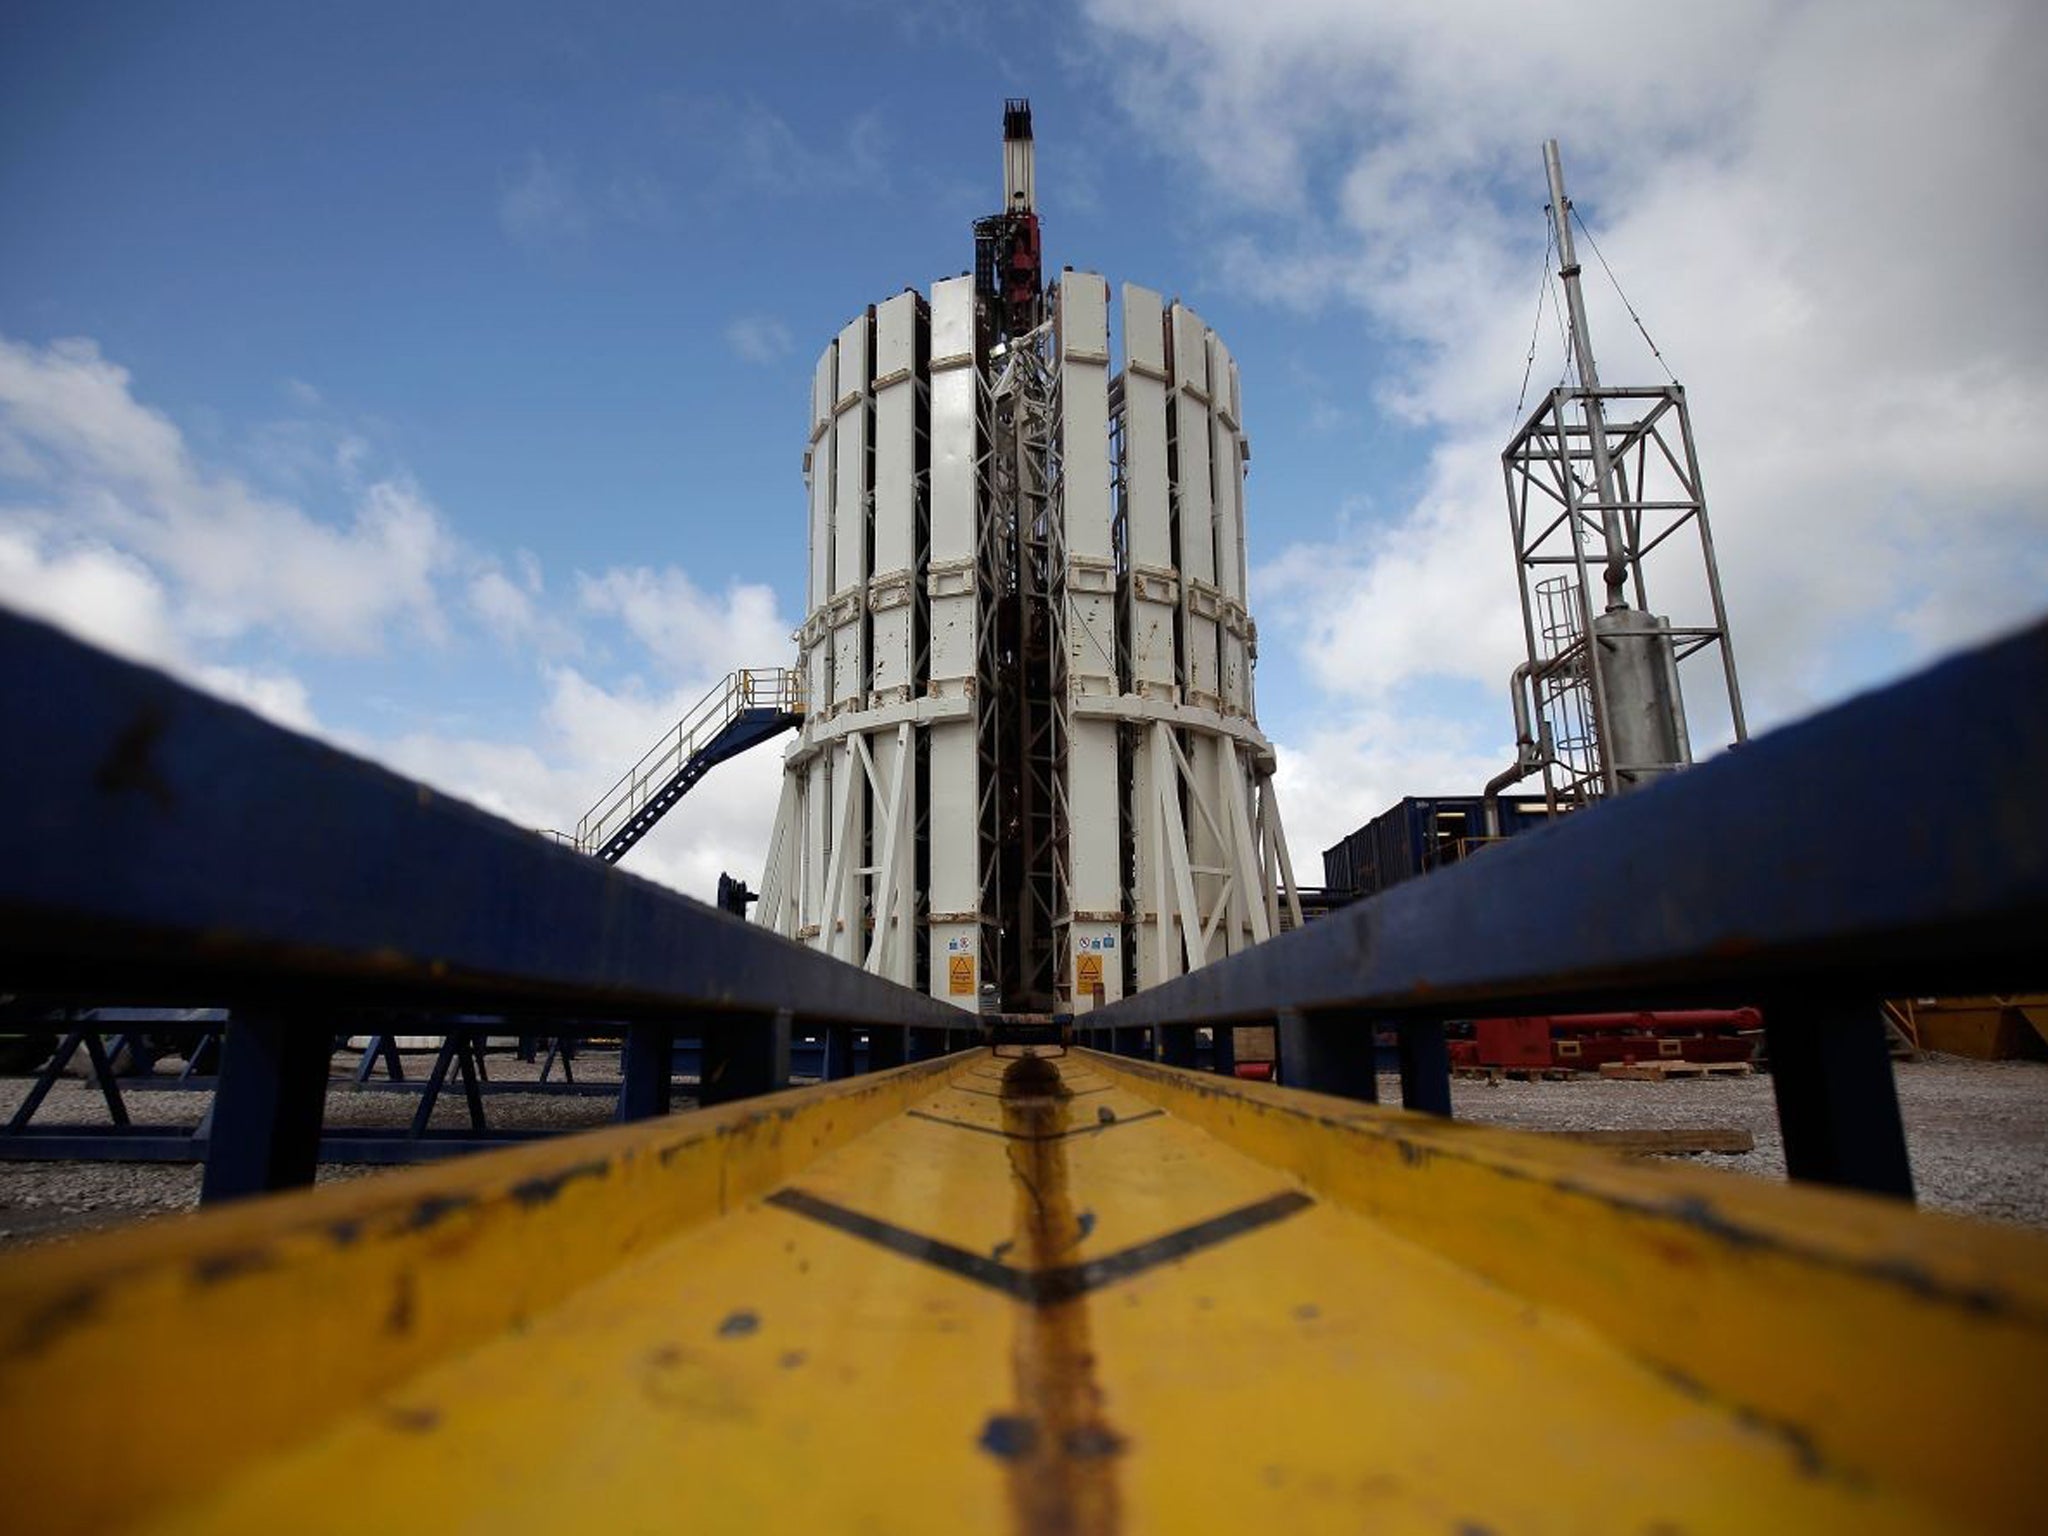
[{"xmin": 1456, "ymin": 1010, "xmax": 1759, "ymax": 1071}]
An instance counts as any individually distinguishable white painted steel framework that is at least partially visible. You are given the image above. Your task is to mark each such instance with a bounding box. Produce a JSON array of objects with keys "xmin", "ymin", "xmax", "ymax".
[{"xmin": 761, "ymin": 275, "xmax": 1298, "ymax": 1012}]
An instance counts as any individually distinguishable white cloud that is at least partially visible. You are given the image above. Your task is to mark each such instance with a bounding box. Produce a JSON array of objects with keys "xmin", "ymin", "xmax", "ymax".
[
  {"xmin": 578, "ymin": 564, "xmax": 792, "ymax": 682},
  {"xmin": 0, "ymin": 526, "xmax": 181, "ymax": 664},
  {"xmin": 660, "ymin": 94, "xmax": 891, "ymax": 199},
  {"xmin": 0, "ymin": 327, "xmax": 796, "ymax": 905},
  {"xmin": 1083, "ymin": 0, "xmax": 2048, "ymax": 852},
  {"xmin": 725, "ymin": 314, "xmax": 794, "ymax": 366},
  {"xmin": 499, "ymin": 151, "xmax": 589, "ymax": 246},
  {"xmin": 0, "ymin": 334, "xmax": 456, "ymax": 655},
  {"xmin": 1269, "ymin": 705, "xmax": 1509, "ymax": 878},
  {"xmin": 0, "ymin": 525, "xmax": 323, "ymax": 734},
  {"xmin": 467, "ymin": 566, "xmax": 537, "ymax": 643},
  {"xmin": 192, "ymin": 664, "xmax": 320, "ymax": 733}
]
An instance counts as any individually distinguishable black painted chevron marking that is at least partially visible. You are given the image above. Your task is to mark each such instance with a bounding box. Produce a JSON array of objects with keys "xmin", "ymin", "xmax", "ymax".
[
  {"xmin": 764, "ymin": 1186, "xmax": 1313, "ymax": 1305},
  {"xmin": 906, "ymin": 1108, "xmax": 1167, "ymax": 1143}
]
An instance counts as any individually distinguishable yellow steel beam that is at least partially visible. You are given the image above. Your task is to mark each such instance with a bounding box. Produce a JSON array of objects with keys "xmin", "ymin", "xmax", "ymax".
[
  {"xmin": 3, "ymin": 1047, "xmax": 2046, "ymax": 1533},
  {"xmin": 0, "ymin": 1052, "xmax": 968, "ymax": 1536},
  {"xmin": 1081, "ymin": 1048, "xmax": 2048, "ymax": 1531}
]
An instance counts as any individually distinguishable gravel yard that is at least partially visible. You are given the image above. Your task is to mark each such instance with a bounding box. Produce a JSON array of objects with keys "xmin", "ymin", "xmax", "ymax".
[
  {"xmin": 1, "ymin": 1050, "xmax": 2043, "ymax": 1251},
  {"xmin": 0, "ymin": 1050, "xmax": 631, "ymax": 1249},
  {"xmin": 1441, "ymin": 1052, "xmax": 2048, "ymax": 1228}
]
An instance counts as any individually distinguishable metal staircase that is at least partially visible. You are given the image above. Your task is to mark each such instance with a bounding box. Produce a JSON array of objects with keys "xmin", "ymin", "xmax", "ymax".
[{"xmin": 574, "ymin": 668, "xmax": 802, "ymax": 865}]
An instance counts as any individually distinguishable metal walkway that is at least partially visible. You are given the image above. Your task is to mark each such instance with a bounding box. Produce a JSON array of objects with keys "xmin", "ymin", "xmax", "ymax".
[
  {"xmin": 572, "ymin": 667, "xmax": 801, "ymax": 864},
  {"xmin": 5, "ymin": 1046, "xmax": 2047, "ymax": 1533}
]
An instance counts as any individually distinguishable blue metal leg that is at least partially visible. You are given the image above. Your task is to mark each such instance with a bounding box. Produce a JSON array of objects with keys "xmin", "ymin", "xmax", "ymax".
[
  {"xmin": 453, "ymin": 1033, "xmax": 487, "ymax": 1130},
  {"xmin": 823, "ymin": 1023, "xmax": 856, "ymax": 1081},
  {"xmin": 6, "ymin": 1026, "xmax": 86, "ymax": 1132},
  {"xmin": 1397, "ymin": 1020, "xmax": 1452, "ymax": 1116},
  {"xmin": 200, "ymin": 1016, "xmax": 330, "ymax": 1204},
  {"xmin": 868, "ymin": 1027, "xmax": 907, "ymax": 1071},
  {"xmin": 616, "ymin": 1023, "xmax": 674, "ymax": 1121},
  {"xmin": 1277, "ymin": 1006, "xmax": 1379, "ymax": 1102},
  {"xmin": 1764, "ymin": 996, "xmax": 1913, "ymax": 1199},
  {"xmin": 700, "ymin": 1009, "xmax": 792, "ymax": 1106},
  {"xmin": 81, "ymin": 1031, "xmax": 131, "ymax": 1126},
  {"xmin": 409, "ymin": 1036, "xmax": 460, "ymax": 1138}
]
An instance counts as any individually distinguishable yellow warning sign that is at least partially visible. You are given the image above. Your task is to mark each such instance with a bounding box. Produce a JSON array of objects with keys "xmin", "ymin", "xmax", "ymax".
[
  {"xmin": 947, "ymin": 954, "xmax": 975, "ymax": 997},
  {"xmin": 1077, "ymin": 952, "xmax": 1103, "ymax": 992}
]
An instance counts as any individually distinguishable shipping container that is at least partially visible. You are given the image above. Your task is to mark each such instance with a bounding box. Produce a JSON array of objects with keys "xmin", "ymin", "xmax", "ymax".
[{"xmin": 1321, "ymin": 794, "xmax": 1557, "ymax": 900}]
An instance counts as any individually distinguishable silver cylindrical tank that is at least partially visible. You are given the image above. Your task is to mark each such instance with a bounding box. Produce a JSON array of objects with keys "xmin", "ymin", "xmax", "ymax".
[{"xmin": 1592, "ymin": 607, "xmax": 1691, "ymax": 788}]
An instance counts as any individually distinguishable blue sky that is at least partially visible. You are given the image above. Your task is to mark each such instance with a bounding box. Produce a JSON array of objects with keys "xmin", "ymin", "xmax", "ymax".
[{"xmin": 4, "ymin": 1, "xmax": 2044, "ymax": 895}]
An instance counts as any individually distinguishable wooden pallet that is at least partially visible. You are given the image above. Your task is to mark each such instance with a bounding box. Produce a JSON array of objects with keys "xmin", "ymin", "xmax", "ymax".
[{"xmin": 1598, "ymin": 1060, "xmax": 1754, "ymax": 1081}]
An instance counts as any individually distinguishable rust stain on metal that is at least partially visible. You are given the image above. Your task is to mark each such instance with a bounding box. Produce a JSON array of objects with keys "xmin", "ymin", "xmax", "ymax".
[
  {"xmin": 508, "ymin": 1158, "xmax": 611, "ymax": 1209},
  {"xmin": 92, "ymin": 707, "xmax": 174, "ymax": 809},
  {"xmin": 996, "ymin": 1053, "xmax": 1125, "ymax": 1536}
]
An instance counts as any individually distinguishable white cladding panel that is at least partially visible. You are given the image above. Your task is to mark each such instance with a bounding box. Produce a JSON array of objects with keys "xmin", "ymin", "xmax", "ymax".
[
  {"xmin": 1207, "ymin": 332, "xmax": 1245, "ymax": 600},
  {"xmin": 1172, "ymin": 304, "xmax": 1218, "ymax": 709},
  {"xmin": 831, "ymin": 313, "xmax": 870, "ymax": 710},
  {"xmin": 1121, "ymin": 285, "xmax": 1170, "ymax": 563},
  {"xmin": 808, "ymin": 341, "xmax": 836, "ymax": 613},
  {"xmin": 1061, "ymin": 274, "xmax": 1116, "ymax": 696},
  {"xmin": 928, "ymin": 277, "xmax": 976, "ymax": 564},
  {"xmin": 1209, "ymin": 332, "xmax": 1249, "ymax": 716},
  {"xmin": 926, "ymin": 722, "xmax": 979, "ymax": 1009},
  {"xmin": 928, "ymin": 276, "xmax": 977, "ymax": 689},
  {"xmin": 1059, "ymin": 276, "xmax": 1112, "ymax": 562},
  {"xmin": 832, "ymin": 313, "xmax": 871, "ymax": 601},
  {"xmin": 1121, "ymin": 285, "xmax": 1176, "ymax": 696},
  {"xmin": 1068, "ymin": 719, "xmax": 1120, "ymax": 913},
  {"xmin": 1170, "ymin": 304, "xmax": 1214, "ymax": 584},
  {"xmin": 811, "ymin": 344, "xmax": 835, "ymax": 442},
  {"xmin": 1170, "ymin": 304, "xmax": 1210, "ymax": 401},
  {"xmin": 871, "ymin": 294, "xmax": 919, "ymax": 701},
  {"xmin": 872, "ymin": 295, "xmax": 917, "ymax": 578}
]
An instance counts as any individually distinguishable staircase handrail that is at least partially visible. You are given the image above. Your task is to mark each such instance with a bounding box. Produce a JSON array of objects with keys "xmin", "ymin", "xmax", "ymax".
[{"xmin": 574, "ymin": 667, "xmax": 802, "ymax": 853}]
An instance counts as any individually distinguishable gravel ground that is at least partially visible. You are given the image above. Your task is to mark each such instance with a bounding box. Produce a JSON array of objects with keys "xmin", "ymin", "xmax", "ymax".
[
  {"xmin": 0, "ymin": 1050, "xmax": 633, "ymax": 1249},
  {"xmin": 1, "ymin": 1050, "xmax": 2043, "ymax": 1251},
  {"xmin": 1442, "ymin": 1052, "xmax": 2048, "ymax": 1228}
]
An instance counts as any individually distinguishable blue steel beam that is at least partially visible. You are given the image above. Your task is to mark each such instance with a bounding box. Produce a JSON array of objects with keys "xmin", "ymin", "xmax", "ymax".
[
  {"xmin": 1092, "ymin": 618, "xmax": 2048, "ymax": 1027},
  {"xmin": 0, "ymin": 609, "xmax": 964, "ymax": 1032}
]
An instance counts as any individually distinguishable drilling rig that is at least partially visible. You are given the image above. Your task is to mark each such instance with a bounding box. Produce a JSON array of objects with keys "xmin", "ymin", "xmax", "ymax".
[{"xmin": 1490, "ymin": 140, "xmax": 1747, "ymax": 830}]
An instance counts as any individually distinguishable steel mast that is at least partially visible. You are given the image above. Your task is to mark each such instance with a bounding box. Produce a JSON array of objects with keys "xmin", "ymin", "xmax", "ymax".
[{"xmin": 1543, "ymin": 140, "xmax": 1629, "ymax": 613}]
